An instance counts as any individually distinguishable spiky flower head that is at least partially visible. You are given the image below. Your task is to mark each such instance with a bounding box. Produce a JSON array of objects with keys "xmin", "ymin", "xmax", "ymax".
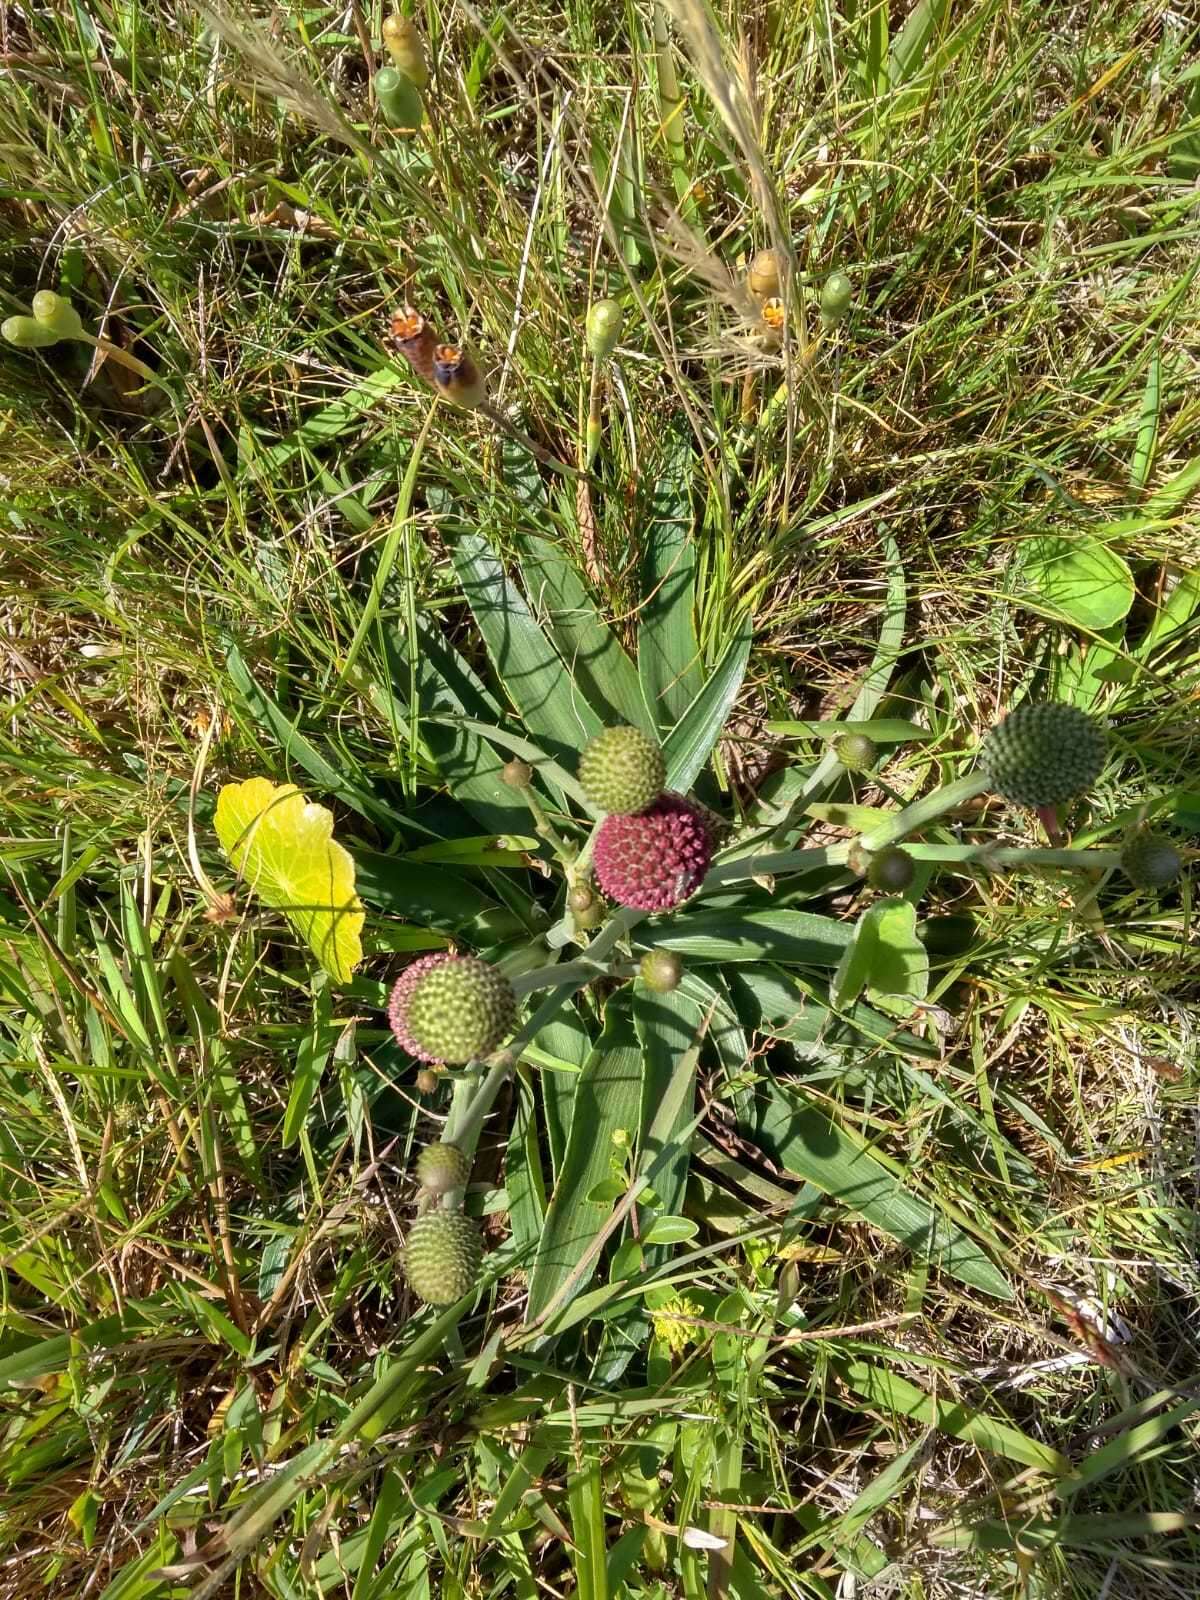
[
  {"xmin": 580, "ymin": 725, "xmax": 666, "ymax": 816},
  {"xmin": 594, "ymin": 793, "xmax": 712, "ymax": 912},
  {"xmin": 415, "ymin": 1142, "xmax": 471, "ymax": 1196},
  {"xmin": 1121, "ymin": 832, "xmax": 1183, "ymax": 890},
  {"xmin": 402, "ymin": 1211, "xmax": 482, "ymax": 1306},
  {"xmin": 388, "ymin": 953, "xmax": 515, "ymax": 1064},
  {"xmin": 866, "ymin": 847, "xmax": 915, "ymax": 892},
  {"xmin": 981, "ymin": 703, "xmax": 1105, "ymax": 808},
  {"xmin": 834, "ymin": 732, "xmax": 877, "ymax": 773},
  {"xmin": 640, "ymin": 950, "xmax": 683, "ymax": 993}
]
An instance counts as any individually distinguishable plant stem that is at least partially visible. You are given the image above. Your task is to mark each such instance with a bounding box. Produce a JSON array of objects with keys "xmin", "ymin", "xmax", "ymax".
[
  {"xmin": 510, "ymin": 958, "xmax": 611, "ymax": 997},
  {"xmin": 858, "ymin": 772, "xmax": 990, "ymax": 851},
  {"xmin": 442, "ymin": 908, "xmax": 645, "ymax": 1158},
  {"xmin": 79, "ymin": 332, "xmax": 157, "ymax": 382},
  {"xmin": 513, "ymin": 779, "xmax": 578, "ymax": 867},
  {"xmin": 584, "ymin": 354, "xmax": 603, "ymax": 468},
  {"xmin": 702, "ymin": 842, "xmax": 851, "ymax": 888},
  {"xmin": 903, "ymin": 844, "xmax": 1122, "ymax": 870}
]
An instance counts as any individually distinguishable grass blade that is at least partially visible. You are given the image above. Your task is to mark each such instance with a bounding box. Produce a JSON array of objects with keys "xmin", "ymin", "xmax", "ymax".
[
  {"xmin": 453, "ymin": 533, "xmax": 602, "ymax": 766},
  {"xmin": 661, "ymin": 613, "xmax": 752, "ymax": 793},
  {"xmin": 755, "ymin": 1080, "xmax": 1012, "ymax": 1300},
  {"xmin": 526, "ymin": 995, "xmax": 644, "ymax": 1324},
  {"xmin": 638, "ymin": 426, "xmax": 704, "ymax": 728}
]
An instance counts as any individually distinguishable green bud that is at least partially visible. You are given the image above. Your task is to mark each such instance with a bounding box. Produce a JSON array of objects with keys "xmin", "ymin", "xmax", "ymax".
[
  {"xmin": 833, "ymin": 732, "xmax": 877, "ymax": 773},
  {"xmin": 640, "ymin": 950, "xmax": 683, "ymax": 993},
  {"xmin": 2, "ymin": 314, "xmax": 60, "ymax": 349},
  {"xmin": 820, "ymin": 271, "xmax": 853, "ymax": 331},
  {"xmin": 31, "ymin": 290, "xmax": 85, "ymax": 339},
  {"xmin": 501, "ymin": 758, "xmax": 533, "ymax": 789},
  {"xmin": 568, "ymin": 885, "xmax": 594, "ymax": 914},
  {"xmin": 381, "ymin": 14, "xmax": 429, "ymax": 88},
  {"xmin": 865, "ymin": 847, "xmax": 915, "ymax": 893},
  {"xmin": 585, "ymin": 298, "xmax": 623, "ymax": 359},
  {"xmin": 374, "ymin": 65, "xmax": 423, "ymax": 131},
  {"xmin": 572, "ymin": 899, "xmax": 605, "ymax": 930}
]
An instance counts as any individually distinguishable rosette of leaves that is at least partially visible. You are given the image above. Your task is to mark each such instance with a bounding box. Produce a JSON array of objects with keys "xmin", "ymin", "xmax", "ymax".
[{"xmin": 220, "ymin": 428, "xmax": 1182, "ymax": 1379}]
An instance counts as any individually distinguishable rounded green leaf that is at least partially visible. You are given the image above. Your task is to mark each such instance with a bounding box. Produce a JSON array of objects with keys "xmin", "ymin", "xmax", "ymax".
[
  {"xmin": 215, "ymin": 777, "xmax": 365, "ymax": 983},
  {"xmin": 1020, "ymin": 536, "xmax": 1134, "ymax": 631},
  {"xmin": 641, "ymin": 1215, "xmax": 698, "ymax": 1245}
]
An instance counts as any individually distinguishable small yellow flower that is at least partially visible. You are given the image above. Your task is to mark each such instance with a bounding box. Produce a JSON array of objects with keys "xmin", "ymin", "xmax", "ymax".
[{"xmin": 652, "ymin": 1295, "xmax": 704, "ymax": 1357}]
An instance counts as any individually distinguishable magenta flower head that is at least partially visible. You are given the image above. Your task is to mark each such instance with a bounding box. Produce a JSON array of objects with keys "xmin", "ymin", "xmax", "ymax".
[
  {"xmin": 593, "ymin": 793, "xmax": 713, "ymax": 912},
  {"xmin": 388, "ymin": 952, "xmax": 515, "ymax": 1064}
]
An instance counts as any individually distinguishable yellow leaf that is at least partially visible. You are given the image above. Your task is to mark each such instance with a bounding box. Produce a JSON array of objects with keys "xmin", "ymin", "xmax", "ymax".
[{"xmin": 215, "ymin": 777, "xmax": 365, "ymax": 983}]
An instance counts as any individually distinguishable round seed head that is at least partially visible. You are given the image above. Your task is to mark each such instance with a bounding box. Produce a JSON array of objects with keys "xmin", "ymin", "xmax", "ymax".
[
  {"xmin": 834, "ymin": 732, "xmax": 878, "ymax": 773},
  {"xmin": 1121, "ymin": 832, "xmax": 1183, "ymax": 890},
  {"xmin": 415, "ymin": 1142, "xmax": 471, "ymax": 1196},
  {"xmin": 403, "ymin": 1211, "xmax": 482, "ymax": 1306},
  {"xmin": 585, "ymin": 298, "xmax": 623, "ymax": 358},
  {"xmin": 820, "ymin": 271, "xmax": 853, "ymax": 329},
  {"xmin": 981, "ymin": 703, "xmax": 1106, "ymax": 808},
  {"xmin": 748, "ymin": 248, "xmax": 781, "ymax": 300},
  {"xmin": 594, "ymin": 793, "xmax": 713, "ymax": 912},
  {"xmin": 640, "ymin": 950, "xmax": 683, "ymax": 993},
  {"xmin": 580, "ymin": 725, "xmax": 666, "ymax": 815},
  {"xmin": 866, "ymin": 847, "xmax": 915, "ymax": 893},
  {"xmin": 501, "ymin": 758, "xmax": 533, "ymax": 788},
  {"xmin": 388, "ymin": 953, "xmax": 515, "ymax": 1064}
]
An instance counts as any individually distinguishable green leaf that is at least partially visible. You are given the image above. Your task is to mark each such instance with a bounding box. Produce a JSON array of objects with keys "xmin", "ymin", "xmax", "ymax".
[
  {"xmin": 353, "ymin": 848, "xmax": 496, "ymax": 932},
  {"xmin": 453, "ymin": 533, "xmax": 602, "ymax": 768},
  {"xmin": 832, "ymin": 898, "xmax": 929, "ymax": 1009},
  {"xmin": 633, "ymin": 984, "xmax": 704, "ymax": 1240},
  {"xmin": 754, "ymin": 1080, "xmax": 1012, "ymax": 1299},
  {"xmin": 766, "ymin": 718, "xmax": 930, "ymax": 743},
  {"xmin": 1020, "ymin": 536, "xmax": 1135, "ymax": 631},
  {"xmin": 888, "ymin": 0, "xmax": 951, "ymax": 85},
  {"xmin": 651, "ymin": 909, "xmax": 851, "ymax": 966},
  {"xmin": 283, "ymin": 987, "xmax": 334, "ymax": 1148},
  {"xmin": 839, "ymin": 1360, "xmax": 1067, "ymax": 1473},
  {"xmin": 661, "ymin": 613, "xmax": 752, "ymax": 792},
  {"xmin": 641, "ymin": 1215, "xmax": 698, "ymax": 1244},
  {"xmin": 225, "ymin": 643, "xmax": 402, "ymax": 830},
  {"xmin": 526, "ymin": 997, "xmax": 645, "ymax": 1324},
  {"xmin": 1129, "ymin": 347, "xmax": 1160, "ymax": 491},
  {"xmin": 518, "ymin": 533, "xmax": 650, "ymax": 732},
  {"xmin": 215, "ymin": 777, "xmax": 365, "ymax": 983},
  {"xmin": 638, "ymin": 426, "xmax": 704, "ymax": 729}
]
